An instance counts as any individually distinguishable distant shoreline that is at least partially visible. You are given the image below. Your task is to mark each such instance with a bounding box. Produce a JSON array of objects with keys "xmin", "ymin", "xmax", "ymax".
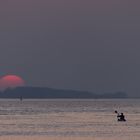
[{"xmin": 0, "ymin": 86, "xmax": 129, "ymax": 99}]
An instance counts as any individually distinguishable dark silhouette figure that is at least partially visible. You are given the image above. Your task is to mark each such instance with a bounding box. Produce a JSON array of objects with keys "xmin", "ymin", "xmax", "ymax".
[
  {"xmin": 117, "ymin": 113, "xmax": 126, "ymax": 121},
  {"xmin": 20, "ymin": 96, "xmax": 23, "ymax": 101}
]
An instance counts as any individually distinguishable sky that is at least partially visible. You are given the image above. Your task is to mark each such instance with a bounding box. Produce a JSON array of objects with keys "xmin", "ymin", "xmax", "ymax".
[{"xmin": 0, "ymin": 0, "xmax": 140, "ymax": 97}]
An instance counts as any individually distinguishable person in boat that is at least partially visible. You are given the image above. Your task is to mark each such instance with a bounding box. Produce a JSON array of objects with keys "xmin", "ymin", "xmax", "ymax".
[{"xmin": 117, "ymin": 113, "xmax": 126, "ymax": 121}]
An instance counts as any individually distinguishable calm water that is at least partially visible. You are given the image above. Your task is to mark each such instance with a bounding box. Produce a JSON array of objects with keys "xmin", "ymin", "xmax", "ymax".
[{"xmin": 0, "ymin": 99, "xmax": 139, "ymax": 138}]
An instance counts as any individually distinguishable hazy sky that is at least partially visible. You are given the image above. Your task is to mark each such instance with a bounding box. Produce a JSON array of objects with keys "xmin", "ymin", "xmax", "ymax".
[{"xmin": 1, "ymin": 0, "xmax": 140, "ymax": 96}]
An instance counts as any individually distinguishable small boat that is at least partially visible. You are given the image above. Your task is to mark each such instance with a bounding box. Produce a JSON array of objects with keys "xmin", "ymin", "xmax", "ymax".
[
  {"xmin": 118, "ymin": 118, "xmax": 126, "ymax": 122},
  {"xmin": 115, "ymin": 111, "xmax": 126, "ymax": 122}
]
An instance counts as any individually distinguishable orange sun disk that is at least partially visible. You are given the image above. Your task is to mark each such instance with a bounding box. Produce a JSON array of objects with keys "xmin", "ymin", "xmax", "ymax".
[{"xmin": 0, "ymin": 75, "xmax": 25, "ymax": 91}]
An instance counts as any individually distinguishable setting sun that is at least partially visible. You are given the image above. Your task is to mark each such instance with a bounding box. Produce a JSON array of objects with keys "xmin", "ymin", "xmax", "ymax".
[{"xmin": 0, "ymin": 75, "xmax": 25, "ymax": 91}]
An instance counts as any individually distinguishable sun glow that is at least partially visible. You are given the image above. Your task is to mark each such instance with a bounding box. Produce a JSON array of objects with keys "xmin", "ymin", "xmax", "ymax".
[{"xmin": 0, "ymin": 75, "xmax": 25, "ymax": 91}]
